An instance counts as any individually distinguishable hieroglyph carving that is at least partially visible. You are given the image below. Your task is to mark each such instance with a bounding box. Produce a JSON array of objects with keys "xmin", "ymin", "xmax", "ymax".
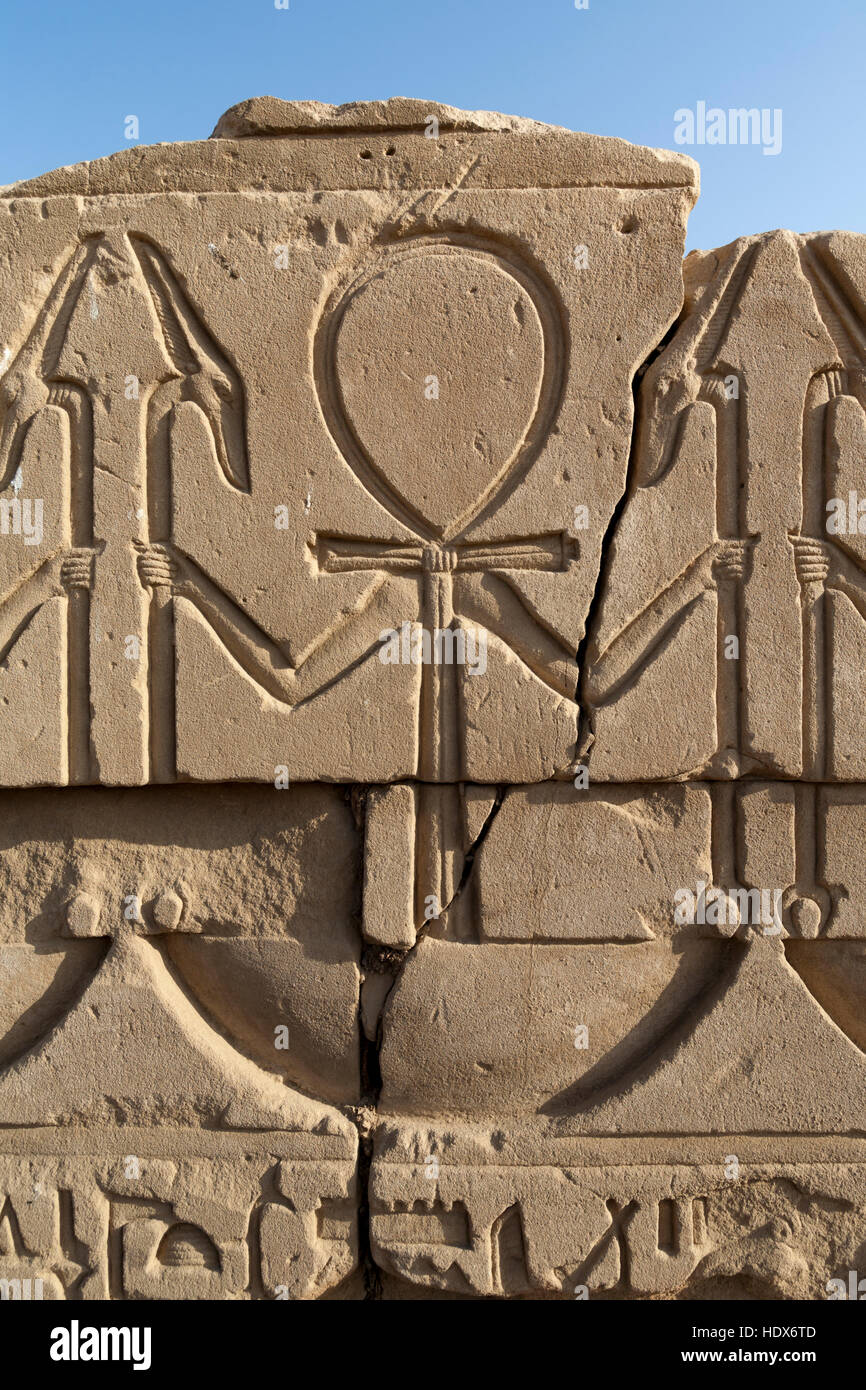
[{"xmin": 4, "ymin": 98, "xmax": 866, "ymax": 1301}]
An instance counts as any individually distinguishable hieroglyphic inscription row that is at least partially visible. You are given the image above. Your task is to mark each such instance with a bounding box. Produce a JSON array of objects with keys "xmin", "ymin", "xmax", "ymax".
[{"xmin": 0, "ymin": 776, "xmax": 864, "ymax": 1298}]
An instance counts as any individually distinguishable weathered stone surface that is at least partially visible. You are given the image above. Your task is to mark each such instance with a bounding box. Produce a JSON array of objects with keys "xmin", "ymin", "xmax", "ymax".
[
  {"xmin": 3, "ymin": 97, "xmax": 866, "ymax": 1303},
  {"xmin": 582, "ymin": 229, "xmax": 866, "ymax": 782},
  {"xmin": 0, "ymin": 99, "xmax": 694, "ymax": 788},
  {"xmin": 370, "ymin": 1142, "xmax": 866, "ymax": 1298},
  {"xmin": 372, "ymin": 779, "xmax": 866, "ymax": 1296},
  {"xmin": 0, "ymin": 784, "xmax": 360, "ymax": 1299}
]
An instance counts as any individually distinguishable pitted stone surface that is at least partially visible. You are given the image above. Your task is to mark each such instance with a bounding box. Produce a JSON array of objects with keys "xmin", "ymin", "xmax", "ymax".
[{"xmin": 1, "ymin": 99, "xmax": 864, "ymax": 1301}]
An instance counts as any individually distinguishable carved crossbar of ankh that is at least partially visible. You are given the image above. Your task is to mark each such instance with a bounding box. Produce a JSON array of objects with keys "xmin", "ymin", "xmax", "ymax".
[
  {"xmin": 316, "ymin": 531, "xmax": 578, "ymax": 939},
  {"xmin": 316, "ymin": 531, "xmax": 577, "ymax": 777}
]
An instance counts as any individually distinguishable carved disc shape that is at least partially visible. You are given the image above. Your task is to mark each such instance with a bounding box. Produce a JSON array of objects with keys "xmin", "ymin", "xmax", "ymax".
[{"xmin": 328, "ymin": 243, "xmax": 549, "ymax": 538}]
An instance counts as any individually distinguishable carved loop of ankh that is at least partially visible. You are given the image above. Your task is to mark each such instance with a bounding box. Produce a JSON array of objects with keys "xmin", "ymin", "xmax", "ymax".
[{"xmin": 314, "ymin": 234, "xmax": 570, "ymax": 782}]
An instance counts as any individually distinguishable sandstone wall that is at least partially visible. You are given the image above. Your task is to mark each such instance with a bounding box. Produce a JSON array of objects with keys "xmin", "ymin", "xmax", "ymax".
[{"xmin": 0, "ymin": 97, "xmax": 863, "ymax": 1300}]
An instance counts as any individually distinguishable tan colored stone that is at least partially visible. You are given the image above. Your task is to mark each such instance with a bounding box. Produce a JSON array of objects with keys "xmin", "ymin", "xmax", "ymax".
[
  {"xmin": 0, "ymin": 99, "xmax": 695, "ymax": 788},
  {"xmin": 362, "ymin": 784, "xmax": 418, "ymax": 949},
  {"xmin": 0, "ymin": 782, "xmax": 360, "ymax": 1299},
  {"xmin": 6, "ymin": 95, "xmax": 866, "ymax": 1304},
  {"xmin": 373, "ymin": 779, "xmax": 866, "ymax": 1295},
  {"xmin": 583, "ymin": 229, "xmax": 866, "ymax": 781},
  {"xmin": 371, "ymin": 1141, "xmax": 866, "ymax": 1298}
]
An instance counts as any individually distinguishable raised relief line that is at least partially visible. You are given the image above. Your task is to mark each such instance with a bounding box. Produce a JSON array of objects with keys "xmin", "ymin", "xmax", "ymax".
[
  {"xmin": 576, "ymin": 311, "xmax": 685, "ymax": 754},
  {"xmin": 800, "ymin": 242, "xmax": 866, "ymax": 363}
]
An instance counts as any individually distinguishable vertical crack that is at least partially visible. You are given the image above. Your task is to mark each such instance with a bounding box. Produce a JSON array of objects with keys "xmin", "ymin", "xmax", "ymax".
[
  {"xmin": 575, "ymin": 316, "xmax": 683, "ymax": 760},
  {"xmin": 350, "ymin": 781, "xmax": 507, "ymax": 1298},
  {"xmin": 355, "ymin": 940, "xmax": 407, "ymax": 1299},
  {"xmin": 440, "ymin": 783, "xmax": 506, "ymax": 921}
]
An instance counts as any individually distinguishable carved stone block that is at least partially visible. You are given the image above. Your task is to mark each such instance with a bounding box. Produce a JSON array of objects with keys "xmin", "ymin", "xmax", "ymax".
[{"xmin": 2, "ymin": 96, "xmax": 866, "ymax": 1303}]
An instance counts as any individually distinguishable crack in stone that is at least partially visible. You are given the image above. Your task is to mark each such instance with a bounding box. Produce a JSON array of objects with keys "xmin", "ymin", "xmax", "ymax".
[
  {"xmin": 575, "ymin": 312, "xmax": 686, "ymax": 763},
  {"xmin": 351, "ymin": 780, "xmax": 507, "ymax": 1294}
]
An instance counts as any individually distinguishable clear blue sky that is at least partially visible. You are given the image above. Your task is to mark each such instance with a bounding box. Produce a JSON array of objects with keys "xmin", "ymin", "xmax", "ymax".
[{"xmin": 1, "ymin": 0, "xmax": 862, "ymax": 250}]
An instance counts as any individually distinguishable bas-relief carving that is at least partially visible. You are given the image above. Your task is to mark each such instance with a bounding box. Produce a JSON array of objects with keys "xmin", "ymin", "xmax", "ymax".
[
  {"xmin": 0, "ymin": 785, "xmax": 360, "ymax": 1299},
  {"xmin": 2, "ymin": 97, "xmax": 866, "ymax": 1300},
  {"xmin": 582, "ymin": 230, "xmax": 866, "ymax": 782}
]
